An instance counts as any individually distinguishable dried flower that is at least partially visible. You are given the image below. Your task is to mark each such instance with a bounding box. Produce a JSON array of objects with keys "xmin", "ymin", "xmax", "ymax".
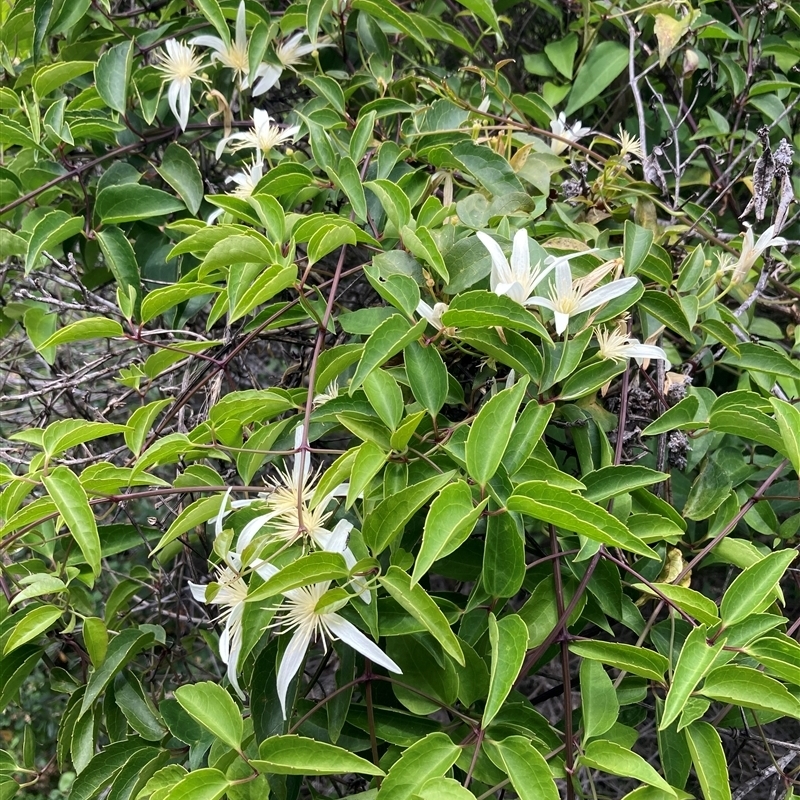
[{"xmin": 729, "ymin": 224, "xmax": 786, "ymax": 284}]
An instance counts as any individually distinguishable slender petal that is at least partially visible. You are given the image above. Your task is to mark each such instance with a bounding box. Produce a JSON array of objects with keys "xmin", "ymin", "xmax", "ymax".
[
  {"xmin": 251, "ymin": 63, "xmax": 282, "ymax": 95},
  {"xmin": 188, "ymin": 582, "xmax": 208, "ymax": 602},
  {"xmin": 325, "ymin": 615, "xmax": 401, "ymax": 673},
  {"xmin": 574, "ymin": 276, "xmax": 638, "ymax": 315},
  {"xmin": 276, "ymin": 625, "xmax": 313, "ymax": 718},
  {"xmin": 190, "ymin": 35, "xmax": 226, "ymax": 50}
]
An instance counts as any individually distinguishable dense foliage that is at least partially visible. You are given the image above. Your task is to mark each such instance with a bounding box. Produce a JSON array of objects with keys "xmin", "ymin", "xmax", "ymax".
[{"xmin": 2, "ymin": 0, "xmax": 800, "ymax": 798}]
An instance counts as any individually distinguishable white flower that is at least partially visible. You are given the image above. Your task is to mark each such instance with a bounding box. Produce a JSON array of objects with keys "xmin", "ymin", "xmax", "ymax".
[
  {"xmin": 225, "ymin": 156, "xmax": 264, "ymax": 198},
  {"xmin": 250, "ymin": 30, "xmax": 335, "ymax": 96},
  {"xmin": 188, "ymin": 493, "xmax": 273, "ymax": 698},
  {"xmin": 596, "ymin": 323, "xmax": 671, "ymax": 370},
  {"xmin": 526, "ymin": 258, "xmax": 639, "ymax": 335},
  {"xmin": 154, "ymin": 39, "xmax": 207, "ymax": 131},
  {"xmin": 729, "ymin": 224, "xmax": 787, "ymax": 284},
  {"xmin": 313, "ymin": 378, "xmax": 340, "ymax": 407},
  {"xmin": 268, "ymin": 578, "xmax": 401, "ymax": 719},
  {"xmin": 549, "ymin": 112, "xmax": 591, "ymax": 155},
  {"xmin": 190, "ymin": 1, "xmax": 249, "ymax": 82},
  {"xmin": 476, "ymin": 230, "xmax": 598, "ymax": 308},
  {"xmin": 215, "ymin": 108, "xmax": 300, "ymax": 159},
  {"xmin": 234, "ymin": 429, "xmax": 369, "ymax": 600},
  {"xmin": 416, "ymin": 299, "xmax": 449, "ymax": 330}
]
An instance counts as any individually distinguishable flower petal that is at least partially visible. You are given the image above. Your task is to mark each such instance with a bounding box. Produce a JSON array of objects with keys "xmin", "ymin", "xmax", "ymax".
[
  {"xmin": 574, "ymin": 276, "xmax": 638, "ymax": 315},
  {"xmin": 276, "ymin": 625, "xmax": 312, "ymax": 719},
  {"xmin": 510, "ymin": 229, "xmax": 530, "ymax": 278},
  {"xmin": 476, "ymin": 232, "xmax": 512, "ymax": 289},
  {"xmin": 189, "ymin": 35, "xmax": 225, "ymax": 50},
  {"xmin": 325, "ymin": 614, "xmax": 401, "ymax": 673},
  {"xmin": 189, "ymin": 581, "xmax": 208, "ymax": 602}
]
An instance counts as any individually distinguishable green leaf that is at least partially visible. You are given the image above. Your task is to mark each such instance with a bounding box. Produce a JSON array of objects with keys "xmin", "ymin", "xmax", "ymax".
[
  {"xmin": 162, "ymin": 768, "xmax": 230, "ymax": 800},
  {"xmin": 329, "ymin": 156, "xmax": 367, "ymax": 221},
  {"xmin": 582, "ymin": 465, "xmax": 668, "ymax": 503},
  {"xmin": 253, "ymin": 734, "xmax": 384, "ymax": 776},
  {"xmin": 720, "ymin": 550, "xmax": 796, "ymax": 628},
  {"xmin": 637, "ymin": 291, "xmax": 694, "ymax": 342},
  {"xmin": 140, "ymin": 283, "xmax": 217, "ymax": 324},
  {"xmin": 482, "ymin": 509, "xmax": 525, "ymax": 598},
  {"xmin": 95, "ymin": 41, "xmax": 133, "ymax": 114},
  {"xmin": 83, "ymin": 618, "xmax": 108, "ymax": 667},
  {"xmin": 68, "ymin": 740, "xmax": 158, "ymax": 800},
  {"xmin": 485, "ymin": 736, "xmax": 558, "ymax": 800},
  {"xmin": 3, "ymin": 605, "xmax": 62, "ymax": 654},
  {"xmin": 745, "ymin": 635, "xmax": 800, "ymax": 685},
  {"xmin": 349, "ymin": 315, "xmax": 426, "ymax": 393},
  {"xmin": 96, "ymin": 185, "xmax": 185, "ymax": 224},
  {"xmin": 194, "ymin": 0, "xmax": 230, "ymax": 42},
  {"xmin": 33, "ymin": 61, "xmax": 95, "ymax": 97},
  {"xmin": 682, "ymin": 459, "xmax": 731, "ymax": 521},
  {"xmin": 685, "ymin": 722, "xmax": 730, "ymax": 800},
  {"xmin": 508, "ymin": 481, "xmax": 657, "ymax": 559},
  {"xmin": 363, "ymin": 368, "xmax": 403, "ymax": 430},
  {"xmin": 581, "ymin": 740, "xmax": 676, "ymax": 796},
  {"xmin": 38, "ymin": 317, "xmax": 123, "ymax": 351},
  {"xmin": 569, "ymin": 640, "xmax": 669, "ymax": 683},
  {"xmin": 379, "ymin": 566, "xmax": 465, "ymax": 665},
  {"xmin": 401, "ymin": 225, "xmax": 449, "ymax": 282},
  {"xmin": 81, "ymin": 629, "xmax": 155, "ymax": 714},
  {"xmin": 246, "ymin": 552, "xmax": 350, "ymax": 603},
  {"xmin": 156, "ymin": 144, "xmax": 204, "ymax": 215},
  {"xmin": 43, "ymin": 466, "xmax": 100, "ymax": 577},
  {"xmin": 502, "ymin": 401, "xmax": 553, "ymax": 475},
  {"xmin": 150, "ymin": 495, "xmax": 223, "ymax": 555},
  {"xmin": 25, "ymin": 209, "xmax": 84, "ymax": 275},
  {"xmin": 565, "ymin": 40, "xmax": 629, "ymax": 115},
  {"xmin": 96, "ymin": 227, "xmax": 142, "ymax": 319},
  {"xmin": 466, "ymin": 377, "xmax": 529, "ymax": 487},
  {"xmin": 451, "ymin": 140, "xmax": 525, "ymax": 196},
  {"xmin": 545, "ymin": 32, "xmax": 578, "ymax": 78},
  {"xmin": 377, "ymin": 732, "xmax": 459, "ymax": 800},
  {"xmin": 174, "ymin": 682, "xmax": 243, "ymax": 751},
  {"xmin": 641, "ymin": 396, "xmax": 701, "ymax": 436},
  {"xmin": 700, "ymin": 665, "xmax": 800, "ymax": 717},
  {"xmin": 415, "ymin": 777, "xmax": 478, "ymax": 799},
  {"xmin": 366, "ymin": 179, "xmax": 412, "ymax": 230},
  {"xmin": 634, "ymin": 584, "xmax": 719, "ymax": 626},
  {"xmin": 770, "ymin": 398, "xmax": 800, "ymax": 474},
  {"xmin": 624, "ymin": 221, "xmax": 655, "ymax": 275},
  {"xmin": 454, "ymin": 0, "xmax": 500, "ymax": 32},
  {"xmin": 364, "ymin": 471, "xmax": 454, "ymax": 554},
  {"xmin": 33, "ymin": 0, "xmax": 55, "ymax": 63},
  {"xmin": 114, "ymin": 672, "xmax": 167, "ymax": 741},
  {"xmin": 442, "ymin": 290, "xmax": 550, "ymax": 339},
  {"xmin": 580, "ymin": 658, "xmax": 619, "ymax": 740},
  {"xmin": 345, "ymin": 440, "xmax": 387, "ymax": 509},
  {"xmin": 351, "ymin": 0, "xmax": 433, "ymax": 53},
  {"xmin": 483, "ymin": 613, "xmax": 528, "ymax": 726},
  {"xmin": 660, "ymin": 625, "xmax": 724, "ymax": 730},
  {"xmin": 230, "ymin": 264, "xmax": 296, "ymax": 322},
  {"xmin": 557, "ymin": 359, "xmax": 626, "ymax": 400},
  {"xmin": 412, "ymin": 481, "xmax": 486, "ymax": 583},
  {"xmin": 722, "ymin": 343, "xmax": 800, "ymax": 381},
  {"xmin": 125, "ymin": 399, "xmax": 172, "ymax": 457},
  {"xmin": 405, "ymin": 341, "xmax": 448, "ymax": 418}
]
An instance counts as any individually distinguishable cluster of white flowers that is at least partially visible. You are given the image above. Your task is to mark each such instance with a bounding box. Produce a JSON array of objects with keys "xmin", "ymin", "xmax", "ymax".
[
  {"xmin": 473, "ymin": 229, "xmax": 671, "ymax": 366},
  {"xmin": 189, "ymin": 430, "xmax": 400, "ymax": 717},
  {"xmin": 153, "ymin": 0, "xmax": 331, "ymax": 162}
]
